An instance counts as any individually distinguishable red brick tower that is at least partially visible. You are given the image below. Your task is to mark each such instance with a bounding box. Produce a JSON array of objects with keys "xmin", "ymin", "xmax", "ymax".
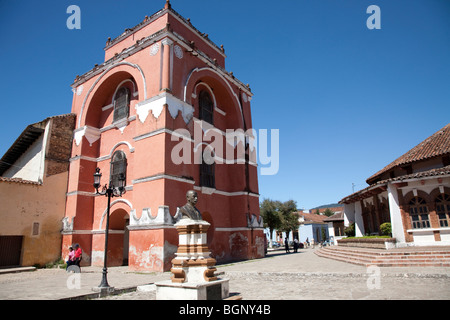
[{"xmin": 62, "ymin": 1, "xmax": 264, "ymax": 272}]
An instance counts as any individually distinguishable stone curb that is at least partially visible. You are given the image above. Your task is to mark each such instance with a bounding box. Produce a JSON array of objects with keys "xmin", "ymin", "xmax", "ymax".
[
  {"xmin": 0, "ymin": 267, "xmax": 36, "ymax": 275},
  {"xmin": 62, "ymin": 285, "xmax": 142, "ymax": 300},
  {"xmin": 223, "ymin": 271, "xmax": 450, "ymax": 279}
]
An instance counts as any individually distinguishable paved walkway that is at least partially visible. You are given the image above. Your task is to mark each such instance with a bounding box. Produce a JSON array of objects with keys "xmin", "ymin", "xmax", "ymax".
[{"xmin": 0, "ymin": 247, "xmax": 449, "ymax": 300}]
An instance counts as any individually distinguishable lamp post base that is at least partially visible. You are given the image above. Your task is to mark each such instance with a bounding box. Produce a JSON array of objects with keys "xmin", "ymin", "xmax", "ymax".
[
  {"xmin": 92, "ymin": 268, "xmax": 115, "ymax": 295},
  {"xmin": 92, "ymin": 286, "xmax": 115, "ymax": 295}
]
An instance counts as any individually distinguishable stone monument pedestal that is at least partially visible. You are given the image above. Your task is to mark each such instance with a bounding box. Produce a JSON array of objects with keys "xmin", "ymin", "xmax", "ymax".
[
  {"xmin": 156, "ymin": 278, "xmax": 229, "ymax": 300},
  {"xmin": 155, "ymin": 219, "xmax": 230, "ymax": 300}
]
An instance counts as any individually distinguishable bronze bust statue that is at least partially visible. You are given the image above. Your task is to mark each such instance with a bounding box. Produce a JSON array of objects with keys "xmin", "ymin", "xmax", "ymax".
[{"xmin": 179, "ymin": 190, "xmax": 202, "ymax": 221}]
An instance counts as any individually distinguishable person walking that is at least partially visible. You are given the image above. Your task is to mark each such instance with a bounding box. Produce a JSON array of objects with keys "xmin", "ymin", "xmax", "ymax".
[
  {"xmin": 284, "ymin": 237, "xmax": 290, "ymax": 253},
  {"xmin": 73, "ymin": 243, "xmax": 82, "ymax": 270},
  {"xmin": 293, "ymin": 238, "xmax": 299, "ymax": 253},
  {"xmin": 65, "ymin": 246, "xmax": 75, "ymax": 270}
]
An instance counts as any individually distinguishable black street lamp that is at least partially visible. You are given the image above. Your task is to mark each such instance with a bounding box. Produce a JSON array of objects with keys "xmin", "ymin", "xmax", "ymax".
[{"xmin": 93, "ymin": 167, "xmax": 126, "ymax": 292}]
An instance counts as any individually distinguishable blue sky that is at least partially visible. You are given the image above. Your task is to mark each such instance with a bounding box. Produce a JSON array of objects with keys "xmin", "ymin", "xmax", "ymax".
[{"xmin": 0, "ymin": 0, "xmax": 449, "ymax": 209}]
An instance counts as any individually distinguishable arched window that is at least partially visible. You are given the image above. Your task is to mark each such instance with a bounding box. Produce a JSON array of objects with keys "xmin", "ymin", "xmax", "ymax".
[
  {"xmin": 200, "ymin": 162, "xmax": 215, "ymax": 188},
  {"xmin": 113, "ymin": 87, "xmax": 130, "ymax": 122},
  {"xmin": 409, "ymin": 197, "xmax": 430, "ymax": 229},
  {"xmin": 110, "ymin": 151, "xmax": 127, "ymax": 189},
  {"xmin": 200, "ymin": 146, "xmax": 215, "ymax": 188},
  {"xmin": 435, "ymin": 194, "xmax": 450, "ymax": 227},
  {"xmin": 199, "ymin": 90, "xmax": 213, "ymax": 125}
]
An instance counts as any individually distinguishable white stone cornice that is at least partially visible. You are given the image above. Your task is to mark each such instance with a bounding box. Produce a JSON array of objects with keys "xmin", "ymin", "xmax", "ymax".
[
  {"xmin": 135, "ymin": 92, "xmax": 194, "ymax": 124},
  {"xmin": 192, "ymin": 186, "xmax": 259, "ymax": 198},
  {"xmin": 69, "ymin": 155, "xmax": 98, "ymax": 163},
  {"xmin": 74, "ymin": 126, "xmax": 101, "ymax": 146},
  {"xmin": 66, "ymin": 190, "xmax": 96, "ymax": 197},
  {"xmin": 129, "ymin": 206, "xmax": 176, "ymax": 227},
  {"xmin": 70, "ymin": 141, "xmax": 135, "ymax": 163},
  {"xmin": 161, "ymin": 38, "xmax": 174, "ymax": 46},
  {"xmin": 132, "ymin": 174, "xmax": 195, "ymax": 185}
]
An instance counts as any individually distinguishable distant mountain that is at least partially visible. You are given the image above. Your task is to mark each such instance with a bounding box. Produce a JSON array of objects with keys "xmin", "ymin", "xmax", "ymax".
[{"xmin": 310, "ymin": 203, "xmax": 342, "ymax": 210}]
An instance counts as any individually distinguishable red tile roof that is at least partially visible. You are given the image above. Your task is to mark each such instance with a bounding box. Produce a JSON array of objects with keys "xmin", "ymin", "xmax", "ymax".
[
  {"xmin": 366, "ymin": 123, "xmax": 450, "ymax": 184},
  {"xmin": 0, "ymin": 176, "xmax": 41, "ymax": 185},
  {"xmin": 340, "ymin": 165, "xmax": 450, "ymax": 204},
  {"xmin": 299, "ymin": 212, "xmax": 328, "ymax": 224},
  {"xmin": 323, "ymin": 211, "xmax": 344, "ymax": 222}
]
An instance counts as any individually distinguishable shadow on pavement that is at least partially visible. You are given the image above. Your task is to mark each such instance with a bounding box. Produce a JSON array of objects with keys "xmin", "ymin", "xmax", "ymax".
[{"xmin": 265, "ymin": 249, "xmax": 307, "ymax": 258}]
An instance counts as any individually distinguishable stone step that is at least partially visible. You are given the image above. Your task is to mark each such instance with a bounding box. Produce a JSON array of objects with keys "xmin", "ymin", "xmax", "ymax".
[
  {"xmin": 316, "ymin": 251, "xmax": 450, "ymax": 267},
  {"xmin": 315, "ymin": 250, "xmax": 370, "ymax": 266},
  {"xmin": 320, "ymin": 246, "xmax": 450, "ymax": 256},
  {"xmin": 318, "ymin": 250, "xmax": 450, "ymax": 262},
  {"xmin": 319, "ymin": 246, "xmax": 450, "ymax": 259},
  {"xmin": 320, "ymin": 249, "xmax": 450, "ymax": 262},
  {"xmin": 315, "ymin": 246, "xmax": 450, "ymax": 267},
  {"xmin": 0, "ymin": 266, "xmax": 36, "ymax": 275}
]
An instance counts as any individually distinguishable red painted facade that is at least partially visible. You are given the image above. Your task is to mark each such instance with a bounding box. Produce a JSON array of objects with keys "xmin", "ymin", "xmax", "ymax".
[{"xmin": 62, "ymin": 2, "xmax": 264, "ymax": 272}]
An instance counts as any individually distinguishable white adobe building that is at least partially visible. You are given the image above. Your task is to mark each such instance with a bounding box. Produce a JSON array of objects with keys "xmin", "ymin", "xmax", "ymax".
[{"xmin": 340, "ymin": 123, "xmax": 450, "ymax": 247}]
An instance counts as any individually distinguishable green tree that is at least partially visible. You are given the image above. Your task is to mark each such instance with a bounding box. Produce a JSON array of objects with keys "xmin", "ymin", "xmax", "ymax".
[
  {"xmin": 260, "ymin": 198, "xmax": 281, "ymax": 248},
  {"xmin": 277, "ymin": 200, "xmax": 300, "ymax": 239},
  {"xmin": 344, "ymin": 223, "xmax": 355, "ymax": 237},
  {"xmin": 380, "ymin": 222, "xmax": 392, "ymax": 236},
  {"xmin": 323, "ymin": 208, "xmax": 334, "ymax": 217}
]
